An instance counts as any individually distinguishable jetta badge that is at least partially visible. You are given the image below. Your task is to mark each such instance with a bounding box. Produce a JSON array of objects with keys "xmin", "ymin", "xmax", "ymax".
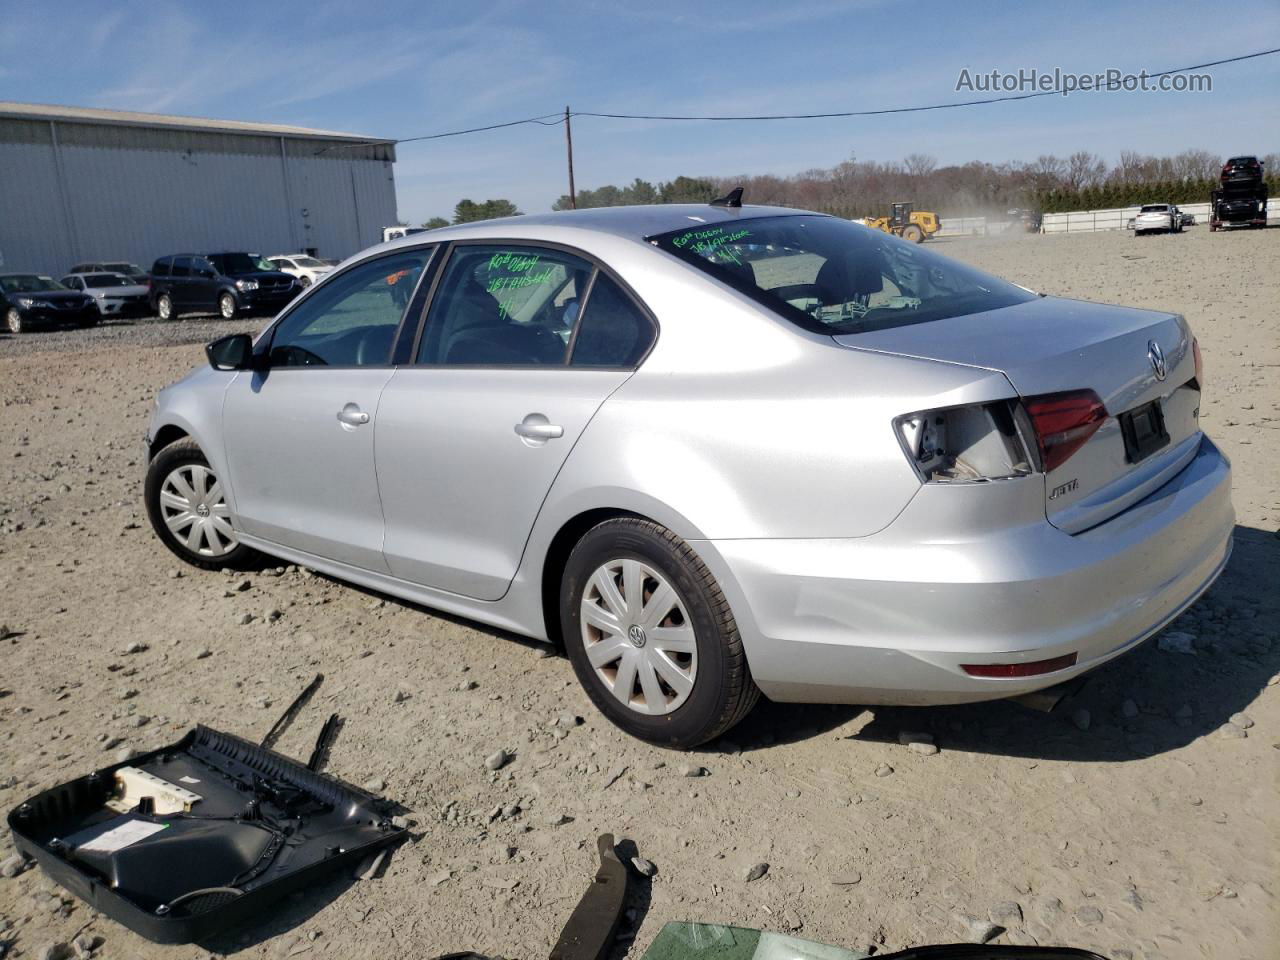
[{"xmin": 1148, "ymin": 339, "xmax": 1167, "ymax": 381}]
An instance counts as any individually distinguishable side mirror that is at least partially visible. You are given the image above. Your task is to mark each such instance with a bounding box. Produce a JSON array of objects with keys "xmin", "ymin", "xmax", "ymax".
[{"xmin": 206, "ymin": 333, "xmax": 254, "ymax": 371}]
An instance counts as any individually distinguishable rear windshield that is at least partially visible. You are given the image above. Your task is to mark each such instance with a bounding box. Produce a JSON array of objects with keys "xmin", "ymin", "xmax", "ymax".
[
  {"xmin": 1139, "ymin": 205, "xmax": 1170, "ymax": 213},
  {"xmin": 102, "ymin": 262, "xmax": 144, "ymax": 276},
  {"xmin": 84, "ymin": 273, "xmax": 129, "ymax": 287},
  {"xmin": 649, "ymin": 214, "xmax": 1034, "ymax": 336}
]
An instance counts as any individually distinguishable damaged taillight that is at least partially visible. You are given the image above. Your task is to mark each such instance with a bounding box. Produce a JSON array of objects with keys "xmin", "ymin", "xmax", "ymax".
[
  {"xmin": 896, "ymin": 400, "xmax": 1035, "ymax": 482},
  {"xmin": 1022, "ymin": 390, "xmax": 1108, "ymax": 473}
]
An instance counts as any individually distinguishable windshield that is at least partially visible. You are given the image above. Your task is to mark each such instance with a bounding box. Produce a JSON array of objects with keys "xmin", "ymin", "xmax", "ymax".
[
  {"xmin": 84, "ymin": 273, "xmax": 130, "ymax": 287},
  {"xmin": 208, "ymin": 253, "xmax": 275, "ymax": 275},
  {"xmin": 1, "ymin": 274, "xmax": 67, "ymax": 293},
  {"xmin": 650, "ymin": 215, "xmax": 1035, "ymax": 336}
]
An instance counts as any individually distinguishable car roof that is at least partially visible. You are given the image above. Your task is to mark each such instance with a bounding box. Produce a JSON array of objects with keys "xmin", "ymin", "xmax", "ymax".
[{"xmin": 380, "ymin": 203, "xmax": 820, "ymax": 251}]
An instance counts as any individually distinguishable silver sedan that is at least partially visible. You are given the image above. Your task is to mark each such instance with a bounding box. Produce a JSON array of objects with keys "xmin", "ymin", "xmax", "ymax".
[{"xmin": 144, "ymin": 203, "xmax": 1233, "ymax": 748}]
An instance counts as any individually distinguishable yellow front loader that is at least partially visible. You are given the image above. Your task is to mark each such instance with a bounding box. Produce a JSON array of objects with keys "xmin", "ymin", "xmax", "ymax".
[{"xmin": 860, "ymin": 202, "xmax": 941, "ymax": 243}]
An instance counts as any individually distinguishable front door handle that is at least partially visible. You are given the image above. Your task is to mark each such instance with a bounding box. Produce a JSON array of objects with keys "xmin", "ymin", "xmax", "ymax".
[
  {"xmin": 514, "ymin": 413, "xmax": 563, "ymax": 442},
  {"xmin": 337, "ymin": 403, "xmax": 370, "ymax": 427}
]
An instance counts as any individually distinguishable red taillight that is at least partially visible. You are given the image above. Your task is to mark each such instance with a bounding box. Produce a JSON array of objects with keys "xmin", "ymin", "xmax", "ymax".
[
  {"xmin": 1192, "ymin": 337, "xmax": 1204, "ymax": 385},
  {"xmin": 961, "ymin": 653, "xmax": 1078, "ymax": 678},
  {"xmin": 1023, "ymin": 389, "xmax": 1107, "ymax": 473}
]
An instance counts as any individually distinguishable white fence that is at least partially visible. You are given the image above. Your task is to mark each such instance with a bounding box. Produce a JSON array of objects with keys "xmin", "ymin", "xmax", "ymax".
[{"xmin": 1041, "ymin": 202, "xmax": 1215, "ymax": 234}]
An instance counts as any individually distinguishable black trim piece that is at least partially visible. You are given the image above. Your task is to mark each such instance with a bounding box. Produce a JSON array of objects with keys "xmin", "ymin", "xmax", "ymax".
[
  {"xmin": 563, "ymin": 266, "xmax": 600, "ymax": 365},
  {"xmin": 548, "ymin": 834, "xmax": 627, "ymax": 960}
]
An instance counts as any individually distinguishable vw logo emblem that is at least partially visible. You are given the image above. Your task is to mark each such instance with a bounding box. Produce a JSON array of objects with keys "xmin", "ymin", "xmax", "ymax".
[
  {"xmin": 627, "ymin": 624, "xmax": 647, "ymax": 648},
  {"xmin": 1147, "ymin": 340, "xmax": 1167, "ymax": 381}
]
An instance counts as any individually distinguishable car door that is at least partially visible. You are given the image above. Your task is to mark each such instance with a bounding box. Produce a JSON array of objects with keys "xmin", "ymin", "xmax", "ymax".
[
  {"xmin": 190, "ymin": 257, "xmax": 219, "ymax": 311},
  {"xmin": 169, "ymin": 257, "xmax": 194, "ymax": 306},
  {"xmin": 376, "ymin": 242, "xmax": 656, "ymax": 600},
  {"xmin": 221, "ymin": 247, "xmax": 435, "ymax": 571}
]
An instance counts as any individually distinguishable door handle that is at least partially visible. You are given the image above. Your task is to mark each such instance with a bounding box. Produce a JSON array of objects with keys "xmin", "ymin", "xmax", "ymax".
[
  {"xmin": 514, "ymin": 414, "xmax": 563, "ymax": 442},
  {"xmin": 337, "ymin": 403, "xmax": 370, "ymax": 427}
]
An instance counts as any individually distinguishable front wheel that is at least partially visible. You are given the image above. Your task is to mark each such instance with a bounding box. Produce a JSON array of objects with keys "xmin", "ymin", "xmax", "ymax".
[
  {"xmin": 218, "ymin": 293, "xmax": 237, "ymax": 320},
  {"xmin": 6, "ymin": 308, "xmax": 25, "ymax": 334},
  {"xmin": 560, "ymin": 518, "xmax": 760, "ymax": 749},
  {"xmin": 145, "ymin": 438, "xmax": 259, "ymax": 570}
]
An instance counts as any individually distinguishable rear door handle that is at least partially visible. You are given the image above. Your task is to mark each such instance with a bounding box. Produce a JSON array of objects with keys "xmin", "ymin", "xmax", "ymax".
[
  {"xmin": 337, "ymin": 403, "xmax": 370, "ymax": 427},
  {"xmin": 514, "ymin": 413, "xmax": 563, "ymax": 441}
]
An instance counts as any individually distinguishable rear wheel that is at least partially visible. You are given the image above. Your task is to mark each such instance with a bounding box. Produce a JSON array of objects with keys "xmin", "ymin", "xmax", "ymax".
[
  {"xmin": 5, "ymin": 308, "xmax": 25, "ymax": 334},
  {"xmin": 218, "ymin": 293, "xmax": 237, "ymax": 320},
  {"xmin": 560, "ymin": 518, "xmax": 760, "ymax": 749},
  {"xmin": 901, "ymin": 224, "xmax": 924, "ymax": 243},
  {"xmin": 156, "ymin": 294, "xmax": 174, "ymax": 321},
  {"xmin": 298, "ymin": 275, "xmax": 312, "ymax": 288},
  {"xmin": 145, "ymin": 438, "xmax": 258, "ymax": 570}
]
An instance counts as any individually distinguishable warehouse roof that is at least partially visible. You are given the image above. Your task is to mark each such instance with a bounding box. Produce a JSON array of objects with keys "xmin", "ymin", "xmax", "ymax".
[{"xmin": 0, "ymin": 101, "xmax": 392, "ymax": 144}]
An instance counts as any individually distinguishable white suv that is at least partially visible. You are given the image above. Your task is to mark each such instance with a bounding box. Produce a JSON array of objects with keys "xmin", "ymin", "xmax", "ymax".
[
  {"xmin": 267, "ymin": 255, "xmax": 332, "ymax": 288},
  {"xmin": 1133, "ymin": 204, "xmax": 1182, "ymax": 236}
]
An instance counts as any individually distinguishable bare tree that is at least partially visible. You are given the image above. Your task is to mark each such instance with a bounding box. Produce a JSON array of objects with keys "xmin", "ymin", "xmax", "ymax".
[
  {"xmin": 1063, "ymin": 151, "xmax": 1108, "ymax": 191},
  {"xmin": 903, "ymin": 153, "xmax": 937, "ymax": 177}
]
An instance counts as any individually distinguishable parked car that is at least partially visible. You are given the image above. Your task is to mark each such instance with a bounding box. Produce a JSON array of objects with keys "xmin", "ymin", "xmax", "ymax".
[
  {"xmin": 1210, "ymin": 187, "xmax": 1269, "ymax": 230},
  {"xmin": 1133, "ymin": 204, "xmax": 1181, "ymax": 235},
  {"xmin": 60, "ymin": 272, "xmax": 152, "ymax": 319},
  {"xmin": 1, "ymin": 273, "xmax": 100, "ymax": 333},
  {"xmin": 149, "ymin": 253, "xmax": 300, "ymax": 320},
  {"xmin": 68, "ymin": 260, "xmax": 150, "ymax": 285},
  {"xmin": 1178, "ymin": 210, "xmax": 1196, "ymax": 228},
  {"xmin": 267, "ymin": 254, "xmax": 332, "ymax": 288},
  {"xmin": 1220, "ymin": 155, "xmax": 1264, "ymax": 188},
  {"xmin": 144, "ymin": 203, "xmax": 1232, "ymax": 748}
]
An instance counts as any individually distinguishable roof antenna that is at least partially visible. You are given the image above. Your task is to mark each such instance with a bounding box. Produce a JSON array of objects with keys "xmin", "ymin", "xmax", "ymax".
[{"xmin": 709, "ymin": 186, "xmax": 744, "ymax": 208}]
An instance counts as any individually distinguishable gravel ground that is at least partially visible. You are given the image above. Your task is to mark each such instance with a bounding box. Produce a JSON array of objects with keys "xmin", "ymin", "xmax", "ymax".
[
  {"xmin": 1, "ymin": 226, "xmax": 1277, "ymax": 960},
  {"xmin": 0, "ymin": 313, "xmax": 265, "ymax": 359}
]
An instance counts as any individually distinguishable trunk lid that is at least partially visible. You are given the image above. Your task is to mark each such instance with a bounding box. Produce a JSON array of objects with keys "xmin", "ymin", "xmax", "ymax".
[{"xmin": 834, "ymin": 296, "xmax": 1202, "ymax": 532}]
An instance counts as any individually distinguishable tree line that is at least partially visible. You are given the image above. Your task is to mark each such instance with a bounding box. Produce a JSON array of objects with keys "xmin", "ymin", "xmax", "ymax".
[{"xmin": 418, "ymin": 149, "xmax": 1277, "ymax": 225}]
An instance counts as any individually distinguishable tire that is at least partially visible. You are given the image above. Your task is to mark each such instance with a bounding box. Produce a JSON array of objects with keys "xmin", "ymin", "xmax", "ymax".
[
  {"xmin": 560, "ymin": 518, "xmax": 760, "ymax": 749},
  {"xmin": 901, "ymin": 224, "xmax": 924, "ymax": 243},
  {"xmin": 6, "ymin": 308, "xmax": 25, "ymax": 334},
  {"xmin": 299, "ymin": 275, "xmax": 312, "ymax": 288},
  {"xmin": 156, "ymin": 294, "xmax": 174, "ymax": 321},
  {"xmin": 218, "ymin": 293, "xmax": 237, "ymax": 320},
  {"xmin": 145, "ymin": 438, "xmax": 259, "ymax": 571}
]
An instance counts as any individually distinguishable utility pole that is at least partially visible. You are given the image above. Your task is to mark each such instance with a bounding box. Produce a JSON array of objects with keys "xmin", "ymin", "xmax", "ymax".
[{"xmin": 564, "ymin": 105, "xmax": 577, "ymax": 209}]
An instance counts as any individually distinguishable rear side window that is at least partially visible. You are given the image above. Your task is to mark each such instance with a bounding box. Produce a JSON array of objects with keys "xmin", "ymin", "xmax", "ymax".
[
  {"xmin": 416, "ymin": 245, "xmax": 592, "ymax": 366},
  {"xmin": 151, "ymin": 258, "xmax": 171, "ymax": 277},
  {"xmin": 570, "ymin": 274, "xmax": 653, "ymax": 367},
  {"xmin": 171, "ymin": 257, "xmax": 192, "ymax": 278},
  {"xmin": 650, "ymin": 215, "xmax": 1035, "ymax": 336}
]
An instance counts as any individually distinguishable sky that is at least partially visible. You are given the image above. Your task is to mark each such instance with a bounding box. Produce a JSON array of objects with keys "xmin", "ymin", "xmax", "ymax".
[{"xmin": 2, "ymin": 0, "xmax": 1278, "ymax": 224}]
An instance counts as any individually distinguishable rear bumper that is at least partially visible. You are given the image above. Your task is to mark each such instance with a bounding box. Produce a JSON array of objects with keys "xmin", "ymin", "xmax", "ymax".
[{"xmin": 706, "ymin": 436, "xmax": 1234, "ymax": 705}]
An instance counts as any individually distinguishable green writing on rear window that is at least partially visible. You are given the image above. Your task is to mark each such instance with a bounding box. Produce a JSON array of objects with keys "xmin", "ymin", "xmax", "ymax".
[{"xmin": 671, "ymin": 226, "xmax": 752, "ymax": 264}]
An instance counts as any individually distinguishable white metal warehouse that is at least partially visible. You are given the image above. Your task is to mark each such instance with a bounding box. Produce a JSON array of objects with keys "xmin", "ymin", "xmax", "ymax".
[{"xmin": 0, "ymin": 101, "xmax": 398, "ymax": 275}]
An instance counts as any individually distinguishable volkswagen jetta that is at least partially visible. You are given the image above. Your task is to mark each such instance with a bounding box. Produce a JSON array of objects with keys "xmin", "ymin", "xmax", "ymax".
[{"xmin": 144, "ymin": 202, "xmax": 1233, "ymax": 747}]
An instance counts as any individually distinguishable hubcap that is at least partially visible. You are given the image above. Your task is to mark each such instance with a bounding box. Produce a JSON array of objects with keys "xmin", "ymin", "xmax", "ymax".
[
  {"xmin": 159, "ymin": 298, "xmax": 170, "ymax": 319},
  {"xmin": 580, "ymin": 558, "xmax": 697, "ymax": 716},
  {"xmin": 159, "ymin": 463, "xmax": 237, "ymax": 557},
  {"xmin": 220, "ymin": 297, "xmax": 234, "ymax": 319}
]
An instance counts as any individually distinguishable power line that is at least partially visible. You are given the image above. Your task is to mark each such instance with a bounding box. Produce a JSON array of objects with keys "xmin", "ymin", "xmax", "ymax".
[
  {"xmin": 574, "ymin": 46, "xmax": 1280, "ymax": 122},
  {"xmin": 320, "ymin": 45, "xmax": 1280, "ymax": 152}
]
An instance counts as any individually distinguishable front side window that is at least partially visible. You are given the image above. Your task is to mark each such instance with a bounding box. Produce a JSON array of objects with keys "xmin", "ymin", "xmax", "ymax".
[
  {"xmin": 267, "ymin": 249, "xmax": 433, "ymax": 367},
  {"xmin": 651, "ymin": 215, "xmax": 1035, "ymax": 336},
  {"xmin": 416, "ymin": 245, "xmax": 592, "ymax": 366}
]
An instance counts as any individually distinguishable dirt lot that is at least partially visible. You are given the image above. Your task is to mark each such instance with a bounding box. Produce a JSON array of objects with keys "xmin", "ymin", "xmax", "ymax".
[{"xmin": 1, "ymin": 227, "xmax": 1277, "ymax": 960}]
